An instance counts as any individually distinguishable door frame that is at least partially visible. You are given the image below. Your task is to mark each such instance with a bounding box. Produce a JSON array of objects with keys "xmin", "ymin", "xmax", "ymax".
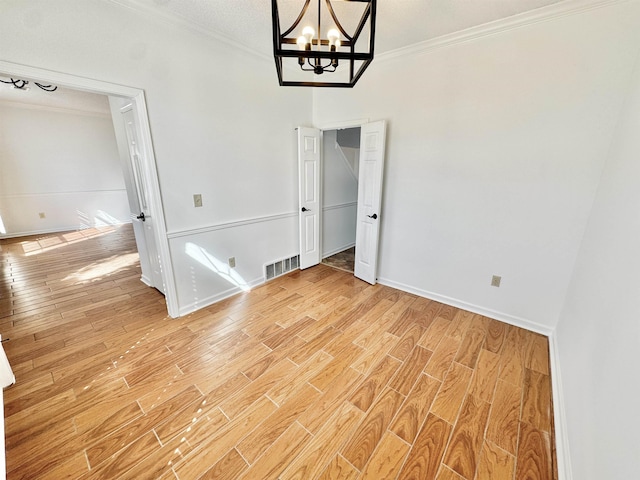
[
  {"xmin": 297, "ymin": 127, "xmax": 322, "ymax": 270},
  {"xmin": 0, "ymin": 60, "xmax": 179, "ymax": 318},
  {"xmin": 117, "ymin": 102, "xmax": 165, "ymax": 293},
  {"xmin": 313, "ymin": 118, "xmax": 374, "ymax": 275}
]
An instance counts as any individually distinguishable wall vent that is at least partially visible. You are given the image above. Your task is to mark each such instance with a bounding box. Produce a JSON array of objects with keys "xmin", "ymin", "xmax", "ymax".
[{"xmin": 265, "ymin": 254, "xmax": 300, "ymax": 281}]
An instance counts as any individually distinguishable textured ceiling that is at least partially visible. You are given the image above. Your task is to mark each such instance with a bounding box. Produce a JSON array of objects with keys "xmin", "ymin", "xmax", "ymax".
[
  {"xmin": 1, "ymin": 0, "xmax": 567, "ymax": 110},
  {"xmin": 113, "ymin": 0, "xmax": 566, "ymax": 55}
]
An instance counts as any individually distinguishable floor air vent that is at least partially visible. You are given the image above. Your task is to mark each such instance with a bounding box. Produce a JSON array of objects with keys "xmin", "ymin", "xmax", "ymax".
[{"xmin": 265, "ymin": 255, "xmax": 300, "ymax": 281}]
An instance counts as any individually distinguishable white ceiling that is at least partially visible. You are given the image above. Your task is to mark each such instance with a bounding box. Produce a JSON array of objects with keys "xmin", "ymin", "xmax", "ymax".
[
  {"xmin": 1, "ymin": 0, "xmax": 566, "ymax": 111},
  {"xmin": 113, "ymin": 0, "xmax": 566, "ymax": 55}
]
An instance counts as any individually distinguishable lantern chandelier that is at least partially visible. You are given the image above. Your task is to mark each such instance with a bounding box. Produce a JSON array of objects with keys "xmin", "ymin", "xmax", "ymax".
[
  {"xmin": 272, "ymin": 0, "xmax": 377, "ymax": 88},
  {"xmin": 0, "ymin": 78, "xmax": 57, "ymax": 92}
]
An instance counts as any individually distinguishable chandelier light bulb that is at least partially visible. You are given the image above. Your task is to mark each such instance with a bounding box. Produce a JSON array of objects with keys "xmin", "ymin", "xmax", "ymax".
[
  {"xmin": 302, "ymin": 26, "xmax": 315, "ymax": 42},
  {"xmin": 327, "ymin": 28, "xmax": 340, "ymax": 46},
  {"xmin": 272, "ymin": 0, "xmax": 377, "ymax": 87}
]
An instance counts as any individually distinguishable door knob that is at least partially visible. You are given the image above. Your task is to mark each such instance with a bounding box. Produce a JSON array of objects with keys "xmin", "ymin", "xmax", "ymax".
[
  {"xmin": 367, "ymin": 213, "xmax": 378, "ymax": 220},
  {"xmin": 301, "ymin": 207, "xmax": 309, "ymax": 212},
  {"xmin": 136, "ymin": 212, "xmax": 146, "ymax": 222}
]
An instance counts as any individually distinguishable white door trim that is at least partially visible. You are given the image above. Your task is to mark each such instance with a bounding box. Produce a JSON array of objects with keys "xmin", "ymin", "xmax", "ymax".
[
  {"xmin": 354, "ymin": 120, "xmax": 386, "ymax": 284},
  {"xmin": 0, "ymin": 60, "xmax": 179, "ymax": 318},
  {"xmin": 316, "ymin": 119, "xmax": 370, "ymax": 131},
  {"xmin": 119, "ymin": 103, "xmax": 165, "ymax": 293},
  {"xmin": 313, "ymin": 119, "xmax": 386, "ymax": 283},
  {"xmin": 297, "ymin": 127, "xmax": 322, "ymax": 269}
]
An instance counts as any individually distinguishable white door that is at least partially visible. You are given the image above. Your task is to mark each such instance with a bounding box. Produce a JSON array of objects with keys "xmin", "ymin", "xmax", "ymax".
[
  {"xmin": 121, "ymin": 107, "xmax": 165, "ymax": 293},
  {"xmin": 354, "ymin": 120, "xmax": 387, "ymax": 284},
  {"xmin": 298, "ymin": 127, "xmax": 322, "ymax": 269}
]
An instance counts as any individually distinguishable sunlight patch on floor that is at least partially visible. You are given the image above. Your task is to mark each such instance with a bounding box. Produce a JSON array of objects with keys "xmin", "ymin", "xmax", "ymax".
[
  {"xmin": 21, "ymin": 227, "xmax": 118, "ymax": 256},
  {"xmin": 64, "ymin": 252, "xmax": 139, "ymax": 283}
]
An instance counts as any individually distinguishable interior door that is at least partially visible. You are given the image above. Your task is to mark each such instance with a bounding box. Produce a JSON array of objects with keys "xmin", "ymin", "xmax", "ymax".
[
  {"xmin": 298, "ymin": 127, "xmax": 321, "ymax": 269},
  {"xmin": 121, "ymin": 106, "xmax": 165, "ymax": 293},
  {"xmin": 354, "ymin": 120, "xmax": 387, "ymax": 284}
]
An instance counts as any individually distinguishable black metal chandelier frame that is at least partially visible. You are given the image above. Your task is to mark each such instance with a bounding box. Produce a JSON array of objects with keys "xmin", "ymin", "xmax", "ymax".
[
  {"xmin": 0, "ymin": 78, "xmax": 57, "ymax": 92},
  {"xmin": 272, "ymin": 0, "xmax": 377, "ymax": 88}
]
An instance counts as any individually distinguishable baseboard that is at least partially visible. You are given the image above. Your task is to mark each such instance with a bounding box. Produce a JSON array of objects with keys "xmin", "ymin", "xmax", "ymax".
[
  {"xmin": 322, "ymin": 242, "xmax": 356, "ymax": 259},
  {"xmin": 175, "ymin": 265, "xmax": 572, "ymax": 477},
  {"xmin": 378, "ymin": 275, "xmax": 570, "ymax": 478},
  {"xmin": 177, "ymin": 276, "xmax": 265, "ymax": 317},
  {"xmin": 548, "ymin": 332, "xmax": 573, "ymax": 480},
  {"xmin": 0, "ymin": 222, "xmax": 130, "ymax": 239},
  {"xmin": 0, "ymin": 225, "xmax": 85, "ymax": 239},
  {"xmin": 377, "ymin": 277, "xmax": 554, "ymax": 336}
]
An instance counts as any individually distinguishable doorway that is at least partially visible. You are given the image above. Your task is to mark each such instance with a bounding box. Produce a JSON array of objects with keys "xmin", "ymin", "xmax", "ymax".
[
  {"xmin": 321, "ymin": 127, "xmax": 360, "ymax": 274},
  {"xmin": 298, "ymin": 120, "xmax": 387, "ymax": 284},
  {"xmin": 0, "ymin": 60, "xmax": 178, "ymax": 316},
  {"xmin": 110, "ymin": 100, "xmax": 164, "ymax": 294}
]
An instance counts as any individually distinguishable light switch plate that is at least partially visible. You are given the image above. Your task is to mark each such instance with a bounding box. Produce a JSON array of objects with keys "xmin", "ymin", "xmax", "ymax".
[{"xmin": 193, "ymin": 194, "xmax": 203, "ymax": 208}]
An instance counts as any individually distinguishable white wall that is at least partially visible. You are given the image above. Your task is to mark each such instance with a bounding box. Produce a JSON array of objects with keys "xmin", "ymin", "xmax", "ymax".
[
  {"xmin": 322, "ymin": 129, "xmax": 358, "ymax": 257},
  {"xmin": 555, "ymin": 45, "xmax": 640, "ymax": 479},
  {"xmin": 0, "ymin": 0, "xmax": 311, "ymax": 311},
  {"xmin": 313, "ymin": 1, "xmax": 640, "ymax": 332},
  {"xmin": 3, "ymin": 1, "xmax": 640, "ymax": 476},
  {"xmin": 169, "ymin": 215, "xmax": 299, "ymax": 315},
  {"xmin": 0, "ymin": 102, "xmax": 129, "ymax": 237}
]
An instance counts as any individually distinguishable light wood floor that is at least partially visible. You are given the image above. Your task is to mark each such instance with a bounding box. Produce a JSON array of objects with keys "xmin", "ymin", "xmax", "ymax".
[{"xmin": 0, "ymin": 225, "xmax": 556, "ymax": 479}]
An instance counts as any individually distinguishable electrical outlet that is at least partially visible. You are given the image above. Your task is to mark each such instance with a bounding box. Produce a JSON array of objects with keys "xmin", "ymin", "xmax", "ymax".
[
  {"xmin": 491, "ymin": 275, "xmax": 501, "ymax": 287},
  {"xmin": 39, "ymin": 212, "xmax": 46, "ymax": 219},
  {"xmin": 193, "ymin": 194, "xmax": 203, "ymax": 208},
  {"xmin": 228, "ymin": 257, "xmax": 236, "ymax": 268}
]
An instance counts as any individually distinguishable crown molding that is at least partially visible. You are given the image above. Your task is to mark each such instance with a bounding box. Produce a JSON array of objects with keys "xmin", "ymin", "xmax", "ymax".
[
  {"xmin": 378, "ymin": 0, "xmax": 629, "ymax": 63},
  {"xmin": 107, "ymin": 0, "xmax": 272, "ymax": 62},
  {"xmin": 107, "ymin": 0, "xmax": 627, "ymax": 76},
  {"xmin": 107, "ymin": 0, "xmax": 628, "ymax": 71}
]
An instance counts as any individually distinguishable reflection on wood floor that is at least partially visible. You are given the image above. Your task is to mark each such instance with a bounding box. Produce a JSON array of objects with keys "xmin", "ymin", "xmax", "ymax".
[{"xmin": 0, "ymin": 225, "xmax": 556, "ymax": 479}]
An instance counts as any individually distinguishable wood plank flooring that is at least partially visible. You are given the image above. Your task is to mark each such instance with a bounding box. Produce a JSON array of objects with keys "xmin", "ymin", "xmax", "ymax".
[{"xmin": 0, "ymin": 225, "xmax": 556, "ymax": 479}]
